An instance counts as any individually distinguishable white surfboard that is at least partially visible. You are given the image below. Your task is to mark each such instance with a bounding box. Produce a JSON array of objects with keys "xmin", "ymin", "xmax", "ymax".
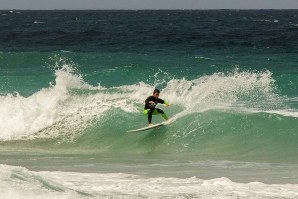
[{"xmin": 127, "ymin": 122, "xmax": 166, "ymax": 133}]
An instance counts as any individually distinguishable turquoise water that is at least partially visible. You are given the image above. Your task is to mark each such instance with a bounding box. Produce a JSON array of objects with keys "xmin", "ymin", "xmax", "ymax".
[{"xmin": 1, "ymin": 51, "xmax": 297, "ymax": 159}]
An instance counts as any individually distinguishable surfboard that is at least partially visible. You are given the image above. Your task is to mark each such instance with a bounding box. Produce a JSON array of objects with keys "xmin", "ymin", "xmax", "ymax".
[{"xmin": 127, "ymin": 122, "xmax": 165, "ymax": 133}]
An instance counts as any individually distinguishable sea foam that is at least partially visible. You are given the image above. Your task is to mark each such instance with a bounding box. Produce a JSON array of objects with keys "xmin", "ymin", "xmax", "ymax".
[{"xmin": 0, "ymin": 164, "xmax": 297, "ymax": 199}]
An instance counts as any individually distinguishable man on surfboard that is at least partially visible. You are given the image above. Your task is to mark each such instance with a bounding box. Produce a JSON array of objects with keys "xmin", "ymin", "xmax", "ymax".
[{"xmin": 144, "ymin": 89, "xmax": 169, "ymax": 126}]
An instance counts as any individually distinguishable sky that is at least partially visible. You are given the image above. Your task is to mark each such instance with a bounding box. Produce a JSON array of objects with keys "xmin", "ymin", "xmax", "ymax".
[{"xmin": 1, "ymin": 0, "xmax": 298, "ymax": 10}]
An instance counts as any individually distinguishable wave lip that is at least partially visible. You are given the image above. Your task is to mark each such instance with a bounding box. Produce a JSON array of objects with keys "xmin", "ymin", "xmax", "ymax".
[{"xmin": 0, "ymin": 65, "xmax": 94, "ymax": 140}]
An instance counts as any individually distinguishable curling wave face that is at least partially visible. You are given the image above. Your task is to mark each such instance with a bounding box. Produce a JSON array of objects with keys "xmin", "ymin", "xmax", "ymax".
[{"xmin": 0, "ymin": 65, "xmax": 297, "ymax": 162}]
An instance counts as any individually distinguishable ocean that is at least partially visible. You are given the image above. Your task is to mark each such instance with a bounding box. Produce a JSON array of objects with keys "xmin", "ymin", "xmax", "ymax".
[{"xmin": 0, "ymin": 10, "xmax": 298, "ymax": 198}]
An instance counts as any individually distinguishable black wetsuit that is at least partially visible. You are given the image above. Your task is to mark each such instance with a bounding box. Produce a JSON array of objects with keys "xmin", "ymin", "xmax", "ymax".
[{"xmin": 144, "ymin": 96, "xmax": 165, "ymax": 123}]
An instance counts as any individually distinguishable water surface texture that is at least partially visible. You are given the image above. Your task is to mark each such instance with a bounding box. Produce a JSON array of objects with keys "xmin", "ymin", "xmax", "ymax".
[{"xmin": 0, "ymin": 10, "xmax": 298, "ymax": 198}]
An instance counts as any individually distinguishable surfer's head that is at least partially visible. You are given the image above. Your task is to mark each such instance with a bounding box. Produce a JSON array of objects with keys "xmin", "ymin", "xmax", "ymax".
[{"xmin": 153, "ymin": 88, "xmax": 160, "ymax": 98}]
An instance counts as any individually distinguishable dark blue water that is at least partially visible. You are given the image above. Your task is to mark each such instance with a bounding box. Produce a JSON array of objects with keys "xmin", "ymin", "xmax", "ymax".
[{"xmin": 0, "ymin": 10, "xmax": 298, "ymax": 53}]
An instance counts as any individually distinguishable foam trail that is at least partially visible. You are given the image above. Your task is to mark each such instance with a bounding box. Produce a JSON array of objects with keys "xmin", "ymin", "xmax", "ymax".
[
  {"xmin": 0, "ymin": 164, "xmax": 87, "ymax": 199},
  {"xmin": 1, "ymin": 164, "xmax": 298, "ymax": 199},
  {"xmin": 163, "ymin": 69, "xmax": 278, "ymax": 109},
  {"xmin": 160, "ymin": 69, "xmax": 297, "ymax": 121}
]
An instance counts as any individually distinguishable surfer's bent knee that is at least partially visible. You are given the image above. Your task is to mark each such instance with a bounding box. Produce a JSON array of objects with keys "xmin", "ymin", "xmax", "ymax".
[
  {"xmin": 143, "ymin": 109, "xmax": 150, "ymax": 115},
  {"xmin": 156, "ymin": 108, "xmax": 164, "ymax": 114},
  {"xmin": 144, "ymin": 108, "xmax": 164, "ymax": 115}
]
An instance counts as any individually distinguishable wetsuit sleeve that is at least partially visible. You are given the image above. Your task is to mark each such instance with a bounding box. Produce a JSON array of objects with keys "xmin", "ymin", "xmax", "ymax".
[
  {"xmin": 145, "ymin": 97, "xmax": 150, "ymax": 104},
  {"xmin": 157, "ymin": 98, "xmax": 169, "ymax": 106},
  {"xmin": 156, "ymin": 98, "xmax": 164, "ymax": 104},
  {"xmin": 157, "ymin": 98, "xmax": 169, "ymax": 105}
]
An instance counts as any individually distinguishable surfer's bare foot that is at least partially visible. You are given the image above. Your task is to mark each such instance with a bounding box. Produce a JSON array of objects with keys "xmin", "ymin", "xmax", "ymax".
[{"xmin": 148, "ymin": 123, "xmax": 153, "ymax": 126}]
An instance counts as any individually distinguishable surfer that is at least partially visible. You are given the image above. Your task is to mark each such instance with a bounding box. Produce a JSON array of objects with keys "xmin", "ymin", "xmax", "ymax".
[{"xmin": 144, "ymin": 89, "xmax": 169, "ymax": 126}]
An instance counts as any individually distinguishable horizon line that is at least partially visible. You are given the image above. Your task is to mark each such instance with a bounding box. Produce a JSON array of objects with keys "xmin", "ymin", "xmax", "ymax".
[{"xmin": 1, "ymin": 8, "xmax": 298, "ymax": 11}]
